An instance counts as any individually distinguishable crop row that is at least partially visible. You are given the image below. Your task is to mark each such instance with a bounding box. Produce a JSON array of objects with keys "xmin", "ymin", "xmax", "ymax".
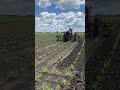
[
  {"xmin": 92, "ymin": 31, "xmax": 120, "ymax": 89},
  {"xmin": 35, "ymin": 43, "xmax": 70, "ymax": 71},
  {"xmin": 36, "ymin": 42, "xmax": 76, "ymax": 74},
  {"xmin": 36, "ymin": 42, "xmax": 68, "ymax": 61},
  {"xmin": 35, "ymin": 42, "xmax": 78, "ymax": 90}
]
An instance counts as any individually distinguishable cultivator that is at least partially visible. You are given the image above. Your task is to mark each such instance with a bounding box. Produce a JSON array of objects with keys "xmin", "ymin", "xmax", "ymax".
[{"xmin": 56, "ymin": 27, "xmax": 80, "ymax": 42}]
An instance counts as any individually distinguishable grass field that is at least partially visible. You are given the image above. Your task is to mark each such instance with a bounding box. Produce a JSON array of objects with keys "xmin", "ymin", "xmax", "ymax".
[
  {"xmin": 35, "ymin": 32, "xmax": 85, "ymax": 48},
  {"xmin": 35, "ymin": 32, "xmax": 57, "ymax": 48},
  {"xmin": 0, "ymin": 15, "xmax": 34, "ymax": 22},
  {"xmin": 90, "ymin": 15, "xmax": 120, "ymax": 23},
  {"xmin": 35, "ymin": 32, "xmax": 85, "ymax": 90},
  {"xmin": 86, "ymin": 15, "xmax": 120, "ymax": 89},
  {"xmin": 0, "ymin": 32, "xmax": 34, "ymax": 89},
  {"xmin": 0, "ymin": 16, "xmax": 34, "ymax": 32}
]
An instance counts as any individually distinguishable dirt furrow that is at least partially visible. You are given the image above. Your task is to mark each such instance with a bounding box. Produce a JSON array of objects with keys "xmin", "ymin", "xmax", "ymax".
[
  {"xmin": 36, "ymin": 42, "xmax": 73, "ymax": 71},
  {"xmin": 35, "ymin": 42, "xmax": 79, "ymax": 90},
  {"xmin": 57, "ymin": 37, "xmax": 84, "ymax": 70},
  {"xmin": 35, "ymin": 42, "xmax": 66, "ymax": 61},
  {"xmin": 63, "ymin": 41, "xmax": 85, "ymax": 90},
  {"xmin": 86, "ymin": 21, "xmax": 120, "ymax": 89},
  {"xmin": 35, "ymin": 42, "xmax": 60, "ymax": 53}
]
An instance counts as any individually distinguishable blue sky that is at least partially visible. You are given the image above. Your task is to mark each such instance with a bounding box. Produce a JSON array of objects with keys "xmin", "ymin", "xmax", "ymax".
[
  {"xmin": 35, "ymin": 0, "xmax": 85, "ymax": 32},
  {"xmin": 0, "ymin": 0, "xmax": 119, "ymax": 15},
  {"xmin": 35, "ymin": 4, "xmax": 85, "ymax": 17}
]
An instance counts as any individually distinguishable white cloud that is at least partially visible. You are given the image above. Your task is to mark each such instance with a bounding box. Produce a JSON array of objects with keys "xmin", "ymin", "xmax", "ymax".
[
  {"xmin": 39, "ymin": 12, "xmax": 57, "ymax": 26},
  {"xmin": 35, "ymin": 11, "xmax": 85, "ymax": 32},
  {"xmin": 80, "ymin": 0, "xmax": 85, "ymax": 5},
  {"xmin": 35, "ymin": 0, "xmax": 85, "ymax": 9},
  {"xmin": 35, "ymin": 0, "xmax": 51, "ymax": 8},
  {"xmin": 40, "ymin": 12, "xmax": 57, "ymax": 19},
  {"xmin": 64, "ymin": 15, "xmax": 75, "ymax": 23},
  {"xmin": 55, "ymin": 0, "xmax": 82, "ymax": 10},
  {"xmin": 76, "ymin": 12, "xmax": 84, "ymax": 18}
]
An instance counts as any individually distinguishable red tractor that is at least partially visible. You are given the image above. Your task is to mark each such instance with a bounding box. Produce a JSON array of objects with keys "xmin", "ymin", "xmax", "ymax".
[
  {"xmin": 64, "ymin": 27, "xmax": 73, "ymax": 42},
  {"xmin": 56, "ymin": 27, "xmax": 79, "ymax": 42}
]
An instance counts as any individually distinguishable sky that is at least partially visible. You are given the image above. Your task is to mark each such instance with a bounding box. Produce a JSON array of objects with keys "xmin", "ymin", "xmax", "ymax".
[
  {"xmin": 0, "ymin": 0, "xmax": 34, "ymax": 15},
  {"xmin": 0, "ymin": 0, "xmax": 119, "ymax": 32},
  {"xmin": 35, "ymin": 0, "xmax": 85, "ymax": 32},
  {"xmin": 87, "ymin": 0, "xmax": 120, "ymax": 15},
  {"xmin": 0, "ymin": 0, "xmax": 119, "ymax": 16}
]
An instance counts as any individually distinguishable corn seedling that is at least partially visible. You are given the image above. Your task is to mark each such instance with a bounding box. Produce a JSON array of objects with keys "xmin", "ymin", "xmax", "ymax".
[
  {"xmin": 35, "ymin": 75, "xmax": 39, "ymax": 82},
  {"xmin": 65, "ymin": 70, "xmax": 73, "ymax": 77},
  {"xmin": 42, "ymin": 67, "xmax": 48, "ymax": 73},
  {"xmin": 60, "ymin": 79, "xmax": 67, "ymax": 86},
  {"xmin": 51, "ymin": 69, "xmax": 60, "ymax": 75},
  {"xmin": 40, "ymin": 83, "xmax": 52, "ymax": 90},
  {"xmin": 7, "ymin": 70, "xmax": 18, "ymax": 80}
]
